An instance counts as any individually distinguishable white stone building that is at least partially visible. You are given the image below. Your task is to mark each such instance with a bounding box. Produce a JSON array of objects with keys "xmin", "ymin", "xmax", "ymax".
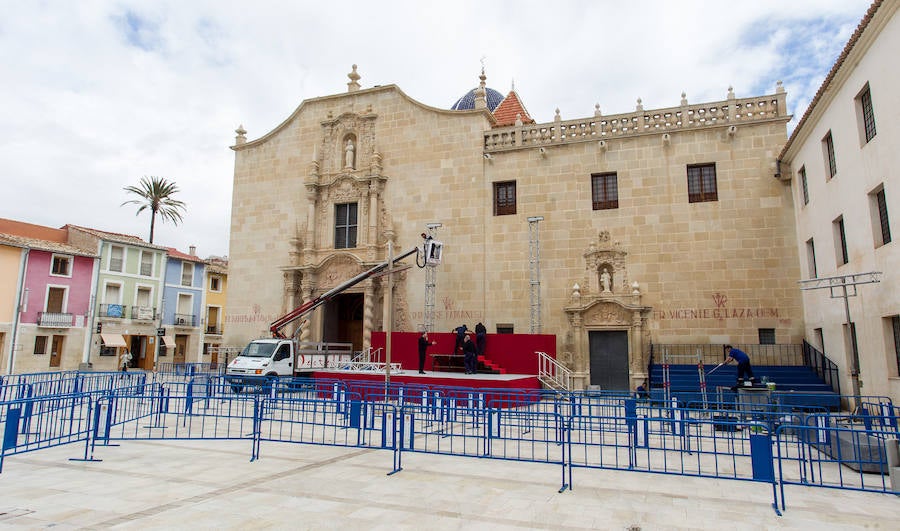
[{"xmin": 780, "ymin": 0, "xmax": 899, "ymax": 403}]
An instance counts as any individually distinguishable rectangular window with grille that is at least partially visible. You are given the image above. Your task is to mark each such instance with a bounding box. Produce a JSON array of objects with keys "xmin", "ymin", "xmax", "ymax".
[
  {"xmin": 892, "ymin": 316, "xmax": 900, "ymax": 377},
  {"xmin": 799, "ymin": 166, "xmax": 809, "ymax": 205},
  {"xmin": 687, "ymin": 163, "xmax": 718, "ymax": 203},
  {"xmin": 834, "ymin": 216, "xmax": 848, "ymax": 266},
  {"xmin": 823, "ymin": 131, "xmax": 836, "ymax": 179},
  {"xmin": 805, "ymin": 238, "xmax": 817, "ymax": 278},
  {"xmin": 493, "ymin": 181, "xmax": 517, "ymax": 215},
  {"xmin": 34, "ymin": 335, "xmax": 48, "ymax": 355},
  {"xmin": 858, "ymin": 84, "xmax": 876, "ymax": 143},
  {"xmin": 758, "ymin": 328, "xmax": 776, "ymax": 345},
  {"xmin": 334, "ymin": 202, "xmax": 358, "ymax": 249},
  {"xmin": 140, "ymin": 251, "xmax": 153, "ymax": 276},
  {"xmin": 181, "ymin": 262, "xmax": 194, "ymax": 286},
  {"xmin": 109, "ymin": 245, "xmax": 124, "ymax": 272},
  {"xmin": 591, "ymin": 172, "xmax": 619, "ymax": 210},
  {"xmin": 876, "ymin": 187, "xmax": 891, "ymax": 246}
]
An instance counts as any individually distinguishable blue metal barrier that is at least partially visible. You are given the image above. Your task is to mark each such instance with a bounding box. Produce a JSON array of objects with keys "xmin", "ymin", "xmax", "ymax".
[
  {"xmin": 1, "ymin": 369, "xmax": 899, "ymax": 515},
  {"xmin": 0, "ymin": 393, "xmax": 96, "ymax": 473}
]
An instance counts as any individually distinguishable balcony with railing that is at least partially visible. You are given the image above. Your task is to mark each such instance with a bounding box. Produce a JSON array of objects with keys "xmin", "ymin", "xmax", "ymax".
[
  {"xmin": 174, "ymin": 313, "xmax": 196, "ymax": 327},
  {"xmin": 100, "ymin": 304, "xmax": 127, "ymax": 319},
  {"xmin": 131, "ymin": 306, "xmax": 157, "ymax": 321},
  {"xmin": 37, "ymin": 312, "xmax": 75, "ymax": 327},
  {"xmin": 206, "ymin": 325, "xmax": 222, "ymax": 335}
]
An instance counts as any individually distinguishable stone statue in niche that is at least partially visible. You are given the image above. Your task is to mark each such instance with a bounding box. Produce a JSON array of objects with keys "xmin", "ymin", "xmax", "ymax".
[
  {"xmin": 344, "ymin": 139, "xmax": 355, "ymax": 169},
  {"xmin": 601, "ymin": 268, "xmax": 612, "ymax": 293}
]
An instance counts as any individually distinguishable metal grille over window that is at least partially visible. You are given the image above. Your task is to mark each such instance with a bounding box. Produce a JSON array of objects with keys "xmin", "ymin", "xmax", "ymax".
[
  {"xmin": 861, "ymin": 86, "xmax": 876, "ymax": 142},
  {"xmin": 591, "ymin": 173, "xmax": 619, "ymax": 210},
  {"xmin": 493, "ymin": 181, "xmax": 516, "ymax": 215},
  {"xmin": 687, "ymin": 163, "xmax": 718, "ymax": 203}
]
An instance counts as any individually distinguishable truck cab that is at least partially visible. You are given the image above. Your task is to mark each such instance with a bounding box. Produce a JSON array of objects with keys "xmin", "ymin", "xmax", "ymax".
[{"xmin": 224, "ymin": 339, "xmax": 293, "ymax": 391}]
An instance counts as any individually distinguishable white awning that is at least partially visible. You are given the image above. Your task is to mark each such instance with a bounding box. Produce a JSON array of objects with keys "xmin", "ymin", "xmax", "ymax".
[
  {"xmin": 100, "ymin": 333, "xmax": 127, "ymax": 348},
  {"xmin": 161, "ymin": 335, "xmax": 176, "ymax": 347}
]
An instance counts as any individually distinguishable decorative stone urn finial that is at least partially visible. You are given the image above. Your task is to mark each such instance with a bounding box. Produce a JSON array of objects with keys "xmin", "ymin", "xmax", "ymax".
[
  {"xmin": 347, "ymin": 64, "xmax": 361, "ymax": 92},
  {"xmin": 235, "ymin": 124, "xmax": 247, "ymax": 145}
]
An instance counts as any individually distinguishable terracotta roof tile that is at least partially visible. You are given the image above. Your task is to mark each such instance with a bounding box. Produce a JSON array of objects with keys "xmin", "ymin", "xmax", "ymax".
[
  {"xmin": 492, "ymin": 91, "xmax": 535, "ymax": 128},
  {"xmin": 0, "ymin": 218, "xmax": 68, "ymax": 243},
  {"xmin": 167, "ymin": 247, "xmax": 205, "ymax": 263},
  {"xmin": 0, "ymin": 232, "xmax": 98, "ymax": 257},
  {"xmin": 65, "ymin": 225, "xmax": 167, "ymax": 250}
]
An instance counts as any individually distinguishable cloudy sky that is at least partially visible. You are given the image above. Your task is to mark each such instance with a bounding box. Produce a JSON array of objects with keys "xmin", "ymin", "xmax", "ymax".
[{"xmin": 0, "ymin": 0, "xmax": 872, "ymax": 258}]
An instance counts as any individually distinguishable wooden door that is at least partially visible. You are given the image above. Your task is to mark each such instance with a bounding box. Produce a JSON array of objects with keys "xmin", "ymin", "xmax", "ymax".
[
  {"xmin": 174, "ymin": 335, "xmax": 188, "ymax": 364},
  {"xmin": 49, "ymin": 335, "xmax": 64, "ymax": 368}
]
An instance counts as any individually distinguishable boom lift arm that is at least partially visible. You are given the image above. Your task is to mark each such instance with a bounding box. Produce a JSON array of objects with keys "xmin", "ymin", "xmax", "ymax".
[{"xmin": 269, "ymin": 247, "xmax": 420, "ymax": 338}]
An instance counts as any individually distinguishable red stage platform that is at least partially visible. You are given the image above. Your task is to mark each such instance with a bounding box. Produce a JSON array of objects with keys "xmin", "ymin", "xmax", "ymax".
[
  {"xmin": 311, "ymin": 331, "xmax": 556, "ymax": 402},
  {"xmin": 312, "ymin": 368, "xmax": 541, "ymax": 392}
]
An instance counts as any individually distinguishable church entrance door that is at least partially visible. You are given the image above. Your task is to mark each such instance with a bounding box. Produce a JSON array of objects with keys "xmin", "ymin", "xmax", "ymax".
[
  {"xmin": 323, "ymin": 293, "xmax": 364, "ymax": 353},
  {"xmin": 588, "ymin": 330, "xmax": 629, "ymax": 390}
]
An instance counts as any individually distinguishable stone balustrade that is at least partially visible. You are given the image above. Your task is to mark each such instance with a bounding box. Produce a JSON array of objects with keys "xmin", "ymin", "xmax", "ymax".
[{"xmin": 484, "ymin": 88, "xmax": 788, "ymax": 151}]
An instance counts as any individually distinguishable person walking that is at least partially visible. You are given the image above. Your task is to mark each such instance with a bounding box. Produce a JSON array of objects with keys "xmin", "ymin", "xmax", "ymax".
[
  {"xmin": 463, "ymin": 335, "xmax": 477, "ymax": 374},
  {"xmin": 120, "ymin": 350, "xmax": 133, "ymax": 372},
  {"xmin": 724, "ymin": 345, "xmax": 755, "ymax": 386},
  {"xmin": 418, "ymin": 331, "xmax": 436, "ymax": 374}
]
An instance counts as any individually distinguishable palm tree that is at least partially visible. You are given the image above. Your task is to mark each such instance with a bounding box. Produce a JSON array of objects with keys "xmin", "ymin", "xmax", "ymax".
[{"xmin": 121, "ymin": 176, "xmax": 187, "ymax": 243}]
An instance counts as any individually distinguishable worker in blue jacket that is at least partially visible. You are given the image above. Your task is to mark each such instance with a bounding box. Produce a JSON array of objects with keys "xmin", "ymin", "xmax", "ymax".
[{"xmin": 724, "ymin": 345, "xmax": 755, "ymax": 385}]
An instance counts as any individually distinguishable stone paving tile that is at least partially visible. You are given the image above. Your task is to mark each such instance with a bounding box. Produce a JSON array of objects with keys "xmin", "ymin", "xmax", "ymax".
[{"xmin": 0, "ymin": 439, "xmax": 897, "ymax": 529}]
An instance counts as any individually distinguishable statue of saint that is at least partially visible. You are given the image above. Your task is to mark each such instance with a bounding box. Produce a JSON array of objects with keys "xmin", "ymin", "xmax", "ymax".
[
  {"xmin": 601, "ymin": 268, "xmax": 612, "ymax": 293},
  {"xmin": 344, "ymin": 139, "xmax": 355, "ymax": 169}
]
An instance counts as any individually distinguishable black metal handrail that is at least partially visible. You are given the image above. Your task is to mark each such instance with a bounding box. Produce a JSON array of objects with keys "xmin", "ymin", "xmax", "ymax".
[
  {"xmin": 802, "ymin": 340, "xmax": 841, "ymax": 394},
  {"xmin": 652, "ymin": 343, "xmax": 804, "ymax": 366}
]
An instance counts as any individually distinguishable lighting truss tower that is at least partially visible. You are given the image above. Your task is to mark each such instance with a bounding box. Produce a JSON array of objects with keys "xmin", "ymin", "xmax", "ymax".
[
  {"xmin": 798, "ymin": 271, "xmax": 882, "ymax": 409},
  {"xmin": 528, "ymin": 216, "xmax": 544, "ymax": 334},
  {"xmin": 424, "ymin": 223, "xmax": 442, "ymax": 332}
]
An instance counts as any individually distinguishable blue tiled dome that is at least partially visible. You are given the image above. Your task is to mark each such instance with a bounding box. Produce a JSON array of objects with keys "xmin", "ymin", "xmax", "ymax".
[{"xmin": 451, "ymin": 87, "xmax": 504, "ymax": 111}]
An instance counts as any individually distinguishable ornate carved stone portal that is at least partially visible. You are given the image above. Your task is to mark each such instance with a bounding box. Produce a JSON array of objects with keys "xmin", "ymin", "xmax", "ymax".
[
  {"xmin": 563, "ymin": 230, "xmax": 652, "ymax": 390},
  {"xmin": 277, "ymin": 108, "xmax": 400, "ymax": 349}
]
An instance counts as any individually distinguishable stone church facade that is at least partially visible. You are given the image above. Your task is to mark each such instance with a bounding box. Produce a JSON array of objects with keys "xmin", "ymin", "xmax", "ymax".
[{"xmin": 226, "ymin": 66, "xmax": 803, "ymax": 391}]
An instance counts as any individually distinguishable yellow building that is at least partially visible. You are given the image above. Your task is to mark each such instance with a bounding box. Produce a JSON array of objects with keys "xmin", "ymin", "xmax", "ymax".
[
  {"xmin": 225, "ymin": 67, "xmax": 802, "ymax": 390},
  {"xmin": 202, "ymin": 256, "xmax": 228, "ymax": 365}
]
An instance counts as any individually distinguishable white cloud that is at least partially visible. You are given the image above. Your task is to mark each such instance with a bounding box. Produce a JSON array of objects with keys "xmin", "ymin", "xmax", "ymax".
[{"xmin": 0, "ymin": 0, "xmax": 871, "ymax": 257}]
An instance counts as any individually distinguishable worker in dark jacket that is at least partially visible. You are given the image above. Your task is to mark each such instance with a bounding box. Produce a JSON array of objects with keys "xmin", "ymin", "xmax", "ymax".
[
  {"xmin": 463, "ymin": 335, "xmax": 477, "ymax": 374},
  {"xmin": 418, "ymin": 331, "xmax": 436, "ymax": 374},
  {"xmin": 474, "ymin": 322, "xmax": 487, "ymax": 356},
  {"xmin": 453, "ymin": 324, "xmax": 468, "ymax": 353}
]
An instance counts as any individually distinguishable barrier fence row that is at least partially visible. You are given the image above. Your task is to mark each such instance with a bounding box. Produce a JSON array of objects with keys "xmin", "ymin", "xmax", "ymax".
[{"xmin": 1, "ymin": 373, "xmax": 899, "ymax": 515}]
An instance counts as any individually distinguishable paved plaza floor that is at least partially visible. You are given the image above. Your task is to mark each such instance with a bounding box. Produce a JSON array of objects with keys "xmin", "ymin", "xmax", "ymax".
[{"xmin": 0, "ymin": 439, "xmax": 897, "ymax": 529}]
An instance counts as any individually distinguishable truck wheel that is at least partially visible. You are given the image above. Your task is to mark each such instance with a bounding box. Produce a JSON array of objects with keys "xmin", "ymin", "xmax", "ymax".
[{"xmin": 230, "ymin": 384, "xmax": 243, "ymax": 394}]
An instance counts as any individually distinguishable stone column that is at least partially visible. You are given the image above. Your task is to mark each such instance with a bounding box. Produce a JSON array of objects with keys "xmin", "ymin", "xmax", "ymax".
[
  {"xmin": 368, "ymin": 180, "xmax": 381, "ymax": 256},
  {"xmin": 305, "ymin": 184, "xmax": 317, "ymax": 253},
  {"xmin": 630, "ymin": 310, "xmax": 646, "ymax": 388},
  {"xmin": 363, "ymin": 283, "xmax": 374, "ymax": 351},
  {"xmin": 571, "ymin": 313, "xmax": 587, "ymax": 389},
  {"xmin": 299, "ymin": 278, "xmax": 314, "ymax": 342}
]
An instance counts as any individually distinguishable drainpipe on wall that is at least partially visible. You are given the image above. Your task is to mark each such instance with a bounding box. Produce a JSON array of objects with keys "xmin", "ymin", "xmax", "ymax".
[
  {"xmin": 81, "ymin": 256, "xmax": 101, "ymax": 369},
  {"xmin": 6, "ymin": 247, "xmax": 30, "ymax": 375}
]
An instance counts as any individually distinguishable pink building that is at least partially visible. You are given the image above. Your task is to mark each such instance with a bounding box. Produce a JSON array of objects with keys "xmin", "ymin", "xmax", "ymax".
[{"xmin": 0, "ymin": 219, "xmax": 98, "ymax": 372}]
